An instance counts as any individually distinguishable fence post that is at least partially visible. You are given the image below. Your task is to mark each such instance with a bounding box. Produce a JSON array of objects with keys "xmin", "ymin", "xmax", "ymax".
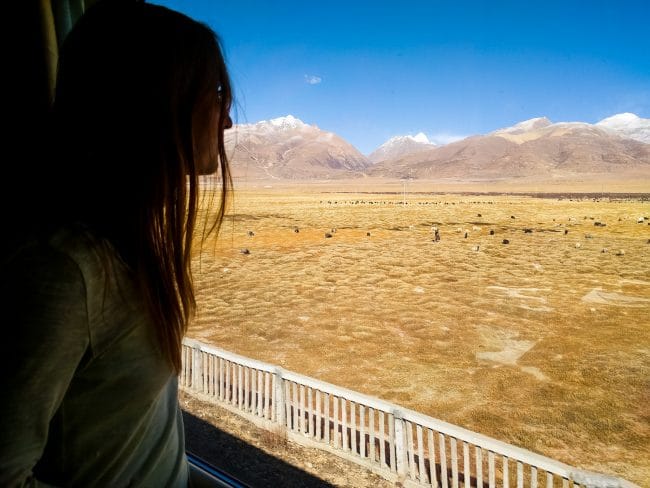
[
  {"xmin": 394, "ymin": 409, "xmax": 408, "ymax": 479},
  {"xmin": 274, "ymin": 367, "xmax": 286, "ymax": 427},
  {"xmin": 179, "ymin": 346, "xmax": 187, "ymax": 387},
  {"xmin": 191, "ymin": 345, "xmax": 201, "ymax": 391}
]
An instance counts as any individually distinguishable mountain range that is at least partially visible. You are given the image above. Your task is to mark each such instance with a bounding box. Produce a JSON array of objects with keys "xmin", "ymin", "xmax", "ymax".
[{"xmin": 225, "ymin": 113, "xmax": 650, "ymax": 181}]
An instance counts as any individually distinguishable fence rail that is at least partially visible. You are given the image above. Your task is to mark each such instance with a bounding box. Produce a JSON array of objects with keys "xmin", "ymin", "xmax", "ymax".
[{"xmin": 180, "ymin": 338, "xmax": 638, "ymax": 488}]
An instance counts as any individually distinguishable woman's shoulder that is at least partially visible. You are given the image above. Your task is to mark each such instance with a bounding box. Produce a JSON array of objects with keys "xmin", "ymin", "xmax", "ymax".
[
  {"xmin": 0, "ymin": 225, "xmax": 90, "ymax": 337},
  {"xmin": 50, "ymin": 223, "xmax": 136, "ymax": 292},
  {"xmin": 48, "ymin": 222, "xmax": 107, "ymax": 262},
  {"xmin": 7, "ymin": 223, "xmax": 145, "ymax": 353}
]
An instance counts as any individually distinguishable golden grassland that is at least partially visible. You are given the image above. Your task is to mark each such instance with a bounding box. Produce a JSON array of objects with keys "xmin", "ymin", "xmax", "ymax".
[{"xmin": 190, "ymin": 180, "xmax": 650, "ymax": 486}]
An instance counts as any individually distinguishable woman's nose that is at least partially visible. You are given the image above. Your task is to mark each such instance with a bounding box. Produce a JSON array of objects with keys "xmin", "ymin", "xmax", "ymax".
[{"xmin": 224, "ymin": 114, "xmax": 233, "ymax": 130}]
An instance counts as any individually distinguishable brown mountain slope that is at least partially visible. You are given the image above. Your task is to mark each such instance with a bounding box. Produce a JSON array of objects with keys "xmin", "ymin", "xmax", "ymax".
[
  {"xmin": 225, "ymin": 115, "xmax": 370, "ymax": 180},
  {"xmin": 367, "ymin": 133, "xmax": 435, "ymax": 163}
]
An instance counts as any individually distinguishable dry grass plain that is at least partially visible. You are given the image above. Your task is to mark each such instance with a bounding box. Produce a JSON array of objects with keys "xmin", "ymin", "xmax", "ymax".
[{"xmin": 190, "ymin": 180, "xmax": 650, "ymax": 486}]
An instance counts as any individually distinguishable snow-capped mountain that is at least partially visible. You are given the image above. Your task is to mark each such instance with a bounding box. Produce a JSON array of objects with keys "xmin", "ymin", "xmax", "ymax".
[
  {"xmin": 492, "ymin": 117, "xmax": 608, "ymax": 145},
  {"xmin": 370, "ymin": 114, "xmax": 650, "ymax": 180},
  {"xmin": 596, "ymin": 113, "xmax": 650, "ymax": 144},
  {"xmin": 492, "ymin": 113, "xmax": 650, "ymax": 145},
  {"xmin": 368, "ymin": 132, "xmax": 436, "ymax": 163},
  {"xmin": 225, "ymin": 115, "xmax": 370, "ymax": 180},
  {"xmin": 493, "ymin": 117, "xmax": 552, "ymax": 135},
  {"xmin": 241, "ymin": 114, "xmax": 308, "ymax": 132}
]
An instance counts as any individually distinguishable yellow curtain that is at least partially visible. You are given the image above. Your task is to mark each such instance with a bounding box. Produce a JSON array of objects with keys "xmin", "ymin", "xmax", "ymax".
[
  {"xmin": 3, "ymin": 0, "xmax": 100, "ymax": 225},
  {"xmin": 38, "ymin": 0, "xmax": 98, "ymax": 106}
]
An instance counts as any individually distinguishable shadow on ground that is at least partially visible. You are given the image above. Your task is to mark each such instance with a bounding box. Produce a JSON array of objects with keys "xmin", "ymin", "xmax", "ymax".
[{"xmin": 182, "ymin": 409, "xmax": 335, "ymax": 488}]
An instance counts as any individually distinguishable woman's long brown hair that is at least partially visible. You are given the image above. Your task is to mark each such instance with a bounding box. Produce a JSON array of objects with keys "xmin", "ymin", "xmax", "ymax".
[{"xmin": 47, "ymin": 1, "xmax": 232, "ymax": 373}]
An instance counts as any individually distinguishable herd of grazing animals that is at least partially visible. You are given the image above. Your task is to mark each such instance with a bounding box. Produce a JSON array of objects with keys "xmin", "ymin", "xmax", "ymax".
[{"xmin": 237, "ymin": 198, "xmax": 649, "ymax": 257}]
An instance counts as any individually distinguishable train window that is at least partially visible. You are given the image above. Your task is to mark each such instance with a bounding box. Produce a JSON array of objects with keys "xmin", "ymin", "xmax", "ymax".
[
  {"xmin": 158, "ymin": 2, "xmax": 648, "ymax": 485},
  {"xmin": 10, "ymin": 1, "xmax": 648, "ymax": 486}
]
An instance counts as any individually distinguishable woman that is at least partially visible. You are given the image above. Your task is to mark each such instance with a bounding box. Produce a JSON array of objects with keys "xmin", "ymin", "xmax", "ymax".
[{"xmin": 0, "ymin": 1, "xmax": 232, "ymax": 486}]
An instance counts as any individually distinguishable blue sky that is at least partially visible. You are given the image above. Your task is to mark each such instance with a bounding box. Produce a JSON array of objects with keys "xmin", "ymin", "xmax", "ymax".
[{"xmin": 152, "ymin": 1, "xmax": 650, "ymax": 154}]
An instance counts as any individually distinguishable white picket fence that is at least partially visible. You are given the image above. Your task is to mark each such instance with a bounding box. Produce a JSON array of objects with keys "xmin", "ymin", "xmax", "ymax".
[{"xmin": 180, "ymin": 338, "xmax": 638, "ymax": 488}]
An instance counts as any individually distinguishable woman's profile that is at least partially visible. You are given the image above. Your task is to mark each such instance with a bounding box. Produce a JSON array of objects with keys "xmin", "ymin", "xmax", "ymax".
[{"xmin": 0, "ymin": 1, "xmax": 232, "ymax": 486}]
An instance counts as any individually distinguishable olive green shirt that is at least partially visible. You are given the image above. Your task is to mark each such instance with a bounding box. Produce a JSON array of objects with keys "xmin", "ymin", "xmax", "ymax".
[{"xmin": 0, "ymin": 225, "xmax": 188, "ymax": 487}]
